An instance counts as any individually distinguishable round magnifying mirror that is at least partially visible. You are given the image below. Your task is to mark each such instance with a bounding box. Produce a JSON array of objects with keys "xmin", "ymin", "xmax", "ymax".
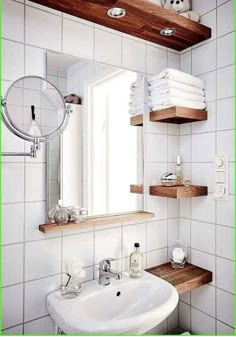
[{"xmin": 2, "ymin": 76, "xmax": 70, "ymax": 143}]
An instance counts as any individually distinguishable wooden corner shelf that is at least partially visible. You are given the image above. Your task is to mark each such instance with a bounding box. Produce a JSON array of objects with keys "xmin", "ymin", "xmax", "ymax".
[
  {"xmin": 130, "ymin": 184, "xmax": 143, "ymax": 194},
  {"xmin": 39, "ymin": 211, "xmax": 154, "ymax": 234},
  {"xmin": 130, "ymin": 114, "xmax": 143, "ymax": 126},
  {"xmin": 150, "ymin": 107, "xmax": 208, "ymax": 124},
  {"xmin": 30, "ymin": 0, "xmax": 211, "ymax": 51},
  {"xmin": 149, "ymin": 185, "xmax": 208, "ymax": 199},
  {"xmin": 146, "ymin": 262, "xmax": 212, "ymax": 295}
]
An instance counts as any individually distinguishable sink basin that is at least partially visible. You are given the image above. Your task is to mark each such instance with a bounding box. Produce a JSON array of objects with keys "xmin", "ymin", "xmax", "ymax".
[{"xmin": 47, "ymin": 271, "xmax": 179, "ymax": 334}]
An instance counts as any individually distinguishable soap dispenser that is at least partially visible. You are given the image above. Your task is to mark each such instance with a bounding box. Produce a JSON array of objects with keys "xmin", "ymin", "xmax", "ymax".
[{"xmin": 129, "ymin": 243, "xmax": 143, "ymax": 279}]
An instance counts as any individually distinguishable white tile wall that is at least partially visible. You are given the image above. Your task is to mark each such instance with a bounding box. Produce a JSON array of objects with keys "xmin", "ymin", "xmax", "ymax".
[{"xmin": 2, "ymin": 0, "xmax": 234, "ymax": 334}]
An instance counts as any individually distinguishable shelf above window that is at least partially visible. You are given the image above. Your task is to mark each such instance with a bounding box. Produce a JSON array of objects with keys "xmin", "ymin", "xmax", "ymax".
[
  {"xmin": 30, "ymin": 0, "xmax": 211, "ymax": 51},
  {"xmin": 150, "ymin": 107, "xmax": 208, "ymax": 124},
  {"xmin": 130, "ymin": 114, "xmax": 143, "ymax": 126},
  {"xmin": 39, "ymin": 211, "xmax": 154, "ymax": 234},
  {"xmin": 149, "ymin": 185, "xmax": 208, "ymax": 199},
  {"xmin": 146, "ymin": 262, "xmax": 212, "ymax": 295}
]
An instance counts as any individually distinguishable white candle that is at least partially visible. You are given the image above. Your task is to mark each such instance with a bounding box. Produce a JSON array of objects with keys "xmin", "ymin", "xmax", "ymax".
[{"xmin": 173, "ymin": 247, "xmax": 185, "ymax": 263}]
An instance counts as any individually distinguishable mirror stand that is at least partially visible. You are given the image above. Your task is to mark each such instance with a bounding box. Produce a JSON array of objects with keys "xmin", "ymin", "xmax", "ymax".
[{"xmin": 1, "ymin": 138, "xmax": 40, "ymax": 158}]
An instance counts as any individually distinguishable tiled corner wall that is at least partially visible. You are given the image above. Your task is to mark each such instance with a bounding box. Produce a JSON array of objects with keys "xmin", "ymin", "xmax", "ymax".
[
  {"xmin": 1, "ymin": 0, "xmax": 180, "ymax": 334},
  {"xmin": 178, "ymin": 0, "xmax": 235, "ymax": 334}
]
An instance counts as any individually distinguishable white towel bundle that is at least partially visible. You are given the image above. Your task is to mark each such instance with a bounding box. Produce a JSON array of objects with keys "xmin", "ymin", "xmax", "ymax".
[
  {"xmin": 148, "ymin": 68, "xmax": 206, "ymax": 111},
  {"xmin": 129, "ymin": 80, "xmax": 145, "ymax": 116}
]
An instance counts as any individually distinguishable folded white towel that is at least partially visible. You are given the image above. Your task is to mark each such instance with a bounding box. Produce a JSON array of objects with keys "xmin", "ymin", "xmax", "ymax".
[
  {"xmin": 149, "ymin": 88, "xmax": 205, "ymax": 103},
  {"xmin": 149, "ymin": 79, "xmax": 204, "ymax": 96},
  {"xmin": 130, "ymin": 87, "xmax": 144, "ymax": 97},
  {"xmin": 129, "ymin": 98, "xmax": 144, "ymax": 107},
  {"xmin": 129, "ymin": 104, "xmax": 145, "ymax": 112},
  {"xmin": 149, "ymin": 68, "xmax": 205, "ymax": 90},
  {"xmin": 150, "ymin": 97, "xmax": 206, "ymax": 111},
  {"xmin": 129, "ymin": 109, "xmax": 143, "ymax": 116}
]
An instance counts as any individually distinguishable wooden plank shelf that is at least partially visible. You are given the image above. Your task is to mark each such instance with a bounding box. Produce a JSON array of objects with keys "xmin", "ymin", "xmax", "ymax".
[
  {"xmin": 30, "ymin": 0, "xmax": 211, "ymax": 51},
  {"xmin": 130, "ymin": 184, "xmax": 143, "ymax": 194},
  {"xmin": 146, "ymin": 262, "xmax": 212, "ymax": 295},
  {"xmin": 39, "ymin": 211, "xmax": 154, "ymax": 234},
  {"xmin": 150, "ymin": 107, "xmax": 208, "ymax": 124},
  {"xmin": 149, "ymin": 185, "xmax": 208, "ymax": 199},
  {"xmin": 130, "ymin": 114, "xmax": 143, "ymax": 126}
]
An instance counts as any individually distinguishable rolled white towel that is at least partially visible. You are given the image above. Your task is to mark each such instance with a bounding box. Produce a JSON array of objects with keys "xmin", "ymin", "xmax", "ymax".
[
  {"xmin": 149, "ymin": 68, "xmax": 205, "ymax": 90},
  {"xmin": 149, "ymin": 79, "xmax": 204, "ymax": 96},
  {"xmin": 130, "ymin": 81, "xmax": 143, "ymax": 91},
  {"xmin": 150, "ymin": 97, "xmax": 206, "ymax": 111},
  {"xmin": 149, "ymin": 88, "xmax": 205, "ymax": 103}
]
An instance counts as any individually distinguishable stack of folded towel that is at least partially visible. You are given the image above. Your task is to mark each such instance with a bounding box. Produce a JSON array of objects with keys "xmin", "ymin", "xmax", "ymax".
[
  {"xmin": 148, "ymin": 68, "xmax": 206, "ymax": 111},
  {"xmin": 129, "ymin": 80, "xmax": 145, "ymax": 116}
]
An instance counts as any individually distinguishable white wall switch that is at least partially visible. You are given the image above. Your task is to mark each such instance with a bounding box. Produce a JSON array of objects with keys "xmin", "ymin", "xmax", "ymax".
[{"xmin": 214, "ymin": 155, "xmax": 228, "ymax": 200}]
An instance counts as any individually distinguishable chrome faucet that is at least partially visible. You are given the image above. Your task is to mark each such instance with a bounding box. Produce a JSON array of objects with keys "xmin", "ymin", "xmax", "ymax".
[{"xmin": 98, "ymin": 258, "xmax": 122, "ymax": 286}]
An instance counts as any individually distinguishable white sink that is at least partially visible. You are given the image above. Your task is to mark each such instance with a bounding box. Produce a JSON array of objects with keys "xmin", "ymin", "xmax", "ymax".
[{"xmin": 47, "ymin": 271, "xmax": 179, "ymax": 334}]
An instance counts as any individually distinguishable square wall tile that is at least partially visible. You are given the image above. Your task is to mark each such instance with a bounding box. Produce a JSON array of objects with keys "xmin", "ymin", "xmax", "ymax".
[
  {"xmin": 167, "ymin": 219, "xmax": 179, "ymax": 247},
  {"xmin": 217, "ymin": 0, "xmax": 234, "ymax": 37},
  {"xmin": 217, "ymin": 97, "xmax": 234, "ymax": 131},
  {"xmin": 167, "ymin": 52, "xmax": 180, "ymax": 70},
  {"xmin": 95, "ymin": 227, "xmax": 122, "ymax": 264},
  {"xmin": 192, "ymin": 0, "xmax": 216, "ymax": 16},
  {"xmin": 217, "ymin": 65, "xmax": 234, "ymax": 99},
  {"xmin": 25, "ymin": 46, "xmax": 46, "ymax": 77},
  {"xmin": 199, "ymin": 71, "xmax": 216, "ymax": 102},
  {"xmin": 26, "ymin": 6, "xmax": 62, "ymax": 51},
  {"xmin": 145, "ymin": 163, "xmax": 167, "ymax": 192},
  {"xmin": 192, "ymin": 133, "xmax": 215, "ymax": 163},
  {"xmin": 147, "ymin": 248, "xmax": 167, "ymax": 269},
  {"xmin": 2, "ymin": 244, "xmax": 23, "ymax": 287},
  {"xmin": 63, "ymin": 232, "xmax": 94, "ymax": 267},
  {"xmin": 2, "ymin": 325, "xmax": 23, "ymax": 334},
  {"xmin": 191, "ymin": 194, "xmax": 216, "ymax": 224},
  {"xmin": 180, "ymin": 135, "xmax": 191, "ymax": 163},
  {"xmin": 63, "ymin": 19, "xmax": 94, "ymax": 59},
  {"xmin": 191, "ymin": 249, "xmax": 215, "ymax": 285},
  {"xmin": 180, "ymin": 198, "xmax": 191, "ymax": 218},
  {"xmin": 2, "ymin": 203, "xmax": 24, "ymax": 245},
  {"xmin": 216, "ymin": 257, "xmax": 234, "ymax": 293},
  {"xmin": 3, "ymin": 0, "xmax": 24, "ymax": 42},
  {"xmin": 146, "ymin": 45, "xmax": 167, "ymax": 75},
  {"xmin": 179, "ymin": 218, "xmax": 190, "ymax": 247},
  {"xmin": 95, "ymin": 29, "xmax": 121, "ymax": 67},
  {"xmin": 2, "ymin": 163, "xmax": 24, "ymax": 203},
  {"xmin": 122, "ymin": 223, "xmax": 146, "ymax": 258},
  {"xmin": 192, "ymin": 163, "xmax": 214, "ymax": 193},
  {"xmin": 191, "ymin": 307, "xmax": 216, "ymax": 334},
  {"xmin": 2, "ymin": 124, "xmax": 25, "ymax": 164},
  {"xmin": 217, "ymin": 288, "xmax": 234, "ymax": 327},
  {"xmin": 168, "ymin": 198, "xmax": 179, "ymax": 218},
  {"xmin": 217, "ymin": 32, "xmax": 234, "ymax": 68},
  {"xmin": 217, "ymin": 130, "xmax": 234, "ymax": 162},
  {"xmin": 146, "ymin": 195, "xmax": 168, "ymax": 220},
  {"xmin": 179, "ymin": 302, "xmax": 190, "ymax": 331},
  {"xmin": 122, "ymin": 37, "xmax": 146, "ymax": 72},
  {"xmin": 216, "ymin": 195, "xmax": 234, "ymax": 227},
  {"xmin": 180, "ymin": 51, "xmax": 191, "ymax": 73},
  {"xmin": 146, "ymin": 134, "xmax": 167, "ymax": 163},
  {"xmin": 168, "ymin": 135, "xmax": 179, "ymax": 163},
  {"xmin": 200, "ymin": 9, "xmax": 217, "ymax": 40},
  {"xmin": 191, "ymin": 220, "xmax": 215, "ymax": 254},
  {"xmin": 192, "ymin": 40, "xmax": 216, "ymax": 76},
  {"xmin": 3, "ymin": 40, "xmax": 24, "ymax": 81},
  {"xmin": 217, "ymin": 321, "xmax": 234, "ymax": 334},
  {"xmin": 25, "ymin": 238, "xmax": 61, "ymax": 281},
  {"xmin": 24, "ymin": 275, "xmax": 61, "ymax": 322},
  {"xmin": 25, "ymin": 163, "xmax": 46, "ymax": 202},
  {"xmin": 26, "ymin": 0, "xmax": 61, "ymax": 16},
  {"xmin": 192, "ymin": 101, "xmax": 216, "ymax": 134},
  {"xmin": 147, "ymin": 220, "xmax": 167, "ymax": 251},
  {"xmin": 191, "ymin": 285, "xmax": 216, "ymax": 317},
  {"xmin": 2, "ymin": 284, "xmax": 23, "ymax": 329},
  {"xmin": 216, "ymin": 225, "xmax": 234, "ymax": 260},
  {"xmin": 24, "ymin": 316, "xmax": 55, "ymax": 334}
]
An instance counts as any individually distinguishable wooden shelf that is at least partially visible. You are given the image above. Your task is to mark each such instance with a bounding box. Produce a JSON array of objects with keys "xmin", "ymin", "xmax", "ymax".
[
  {"xmin": 150, "ymin": 107, "xmax": 208, "ymax": 124},
  {"xmin": 146, "ymin": 262, "xmax": 212, "ymax": 295},
  {"xmin": 30, "ymin": 0, "xmax": 211, "ymax": 51},
  {"xmin": 130, "ymin": 184, "xmax": 143, "ymax": 194},
  {"xmin": 130, "ymin": 114, "xmax": 143, "ymax": 126},
  {"xmin": 39, "ymin": 211, "xmax": 154, "ymax": 234},
  {"xmin": 150, "ymin": 185, "xmax": 208, "ymax": 199}
]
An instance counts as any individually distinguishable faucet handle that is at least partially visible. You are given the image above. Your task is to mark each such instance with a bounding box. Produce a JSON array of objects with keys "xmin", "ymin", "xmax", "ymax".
[{"xmin": 99, "ymin": 258, "xmax": 116, "ymax": 271}]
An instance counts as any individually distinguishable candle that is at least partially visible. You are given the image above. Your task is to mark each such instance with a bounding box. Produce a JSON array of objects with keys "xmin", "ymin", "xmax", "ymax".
[{"xmin": 172, "ymin": 247, "xmax": 185, "ymax": 263}]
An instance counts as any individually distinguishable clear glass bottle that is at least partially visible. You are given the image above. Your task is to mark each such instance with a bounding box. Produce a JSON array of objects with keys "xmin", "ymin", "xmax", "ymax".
[
  {"xmin": 129, "ymin": 243, "xmax": 143, "ymax": 279},
  {"xmin": 176, "ymin": 155, "xmax": 183, "ymax": 186}
]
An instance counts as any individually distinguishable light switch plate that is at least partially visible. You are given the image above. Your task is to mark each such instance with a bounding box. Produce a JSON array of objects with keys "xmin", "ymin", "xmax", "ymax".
[{"xmin": 214, "ymin": 155, "xmax": 228, "ymax": 200}]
